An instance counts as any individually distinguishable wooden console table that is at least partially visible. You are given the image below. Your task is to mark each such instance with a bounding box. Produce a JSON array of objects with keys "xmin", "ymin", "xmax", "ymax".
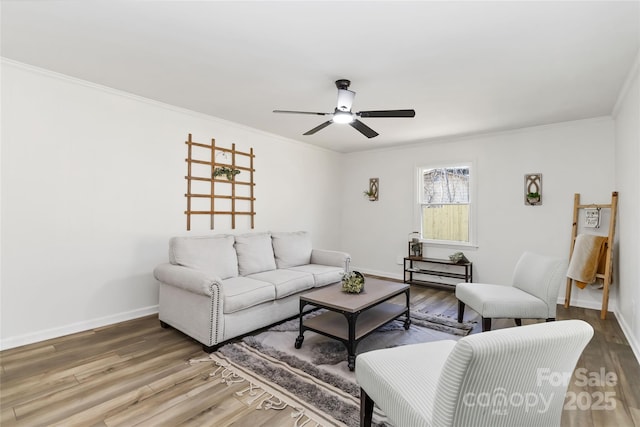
[{"xmin": 404, "ymin": 257, "xmax": 472, "ymax": 290}]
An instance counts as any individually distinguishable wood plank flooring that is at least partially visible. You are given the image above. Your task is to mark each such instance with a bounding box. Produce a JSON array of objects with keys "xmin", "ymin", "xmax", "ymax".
[{"xmin": 1, "ymin": 284, "xmax": 639, "ymax": 426}]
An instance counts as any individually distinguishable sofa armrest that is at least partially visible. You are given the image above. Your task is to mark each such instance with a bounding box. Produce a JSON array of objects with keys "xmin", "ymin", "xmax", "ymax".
[
  {"xmin": 153, "ymin": 263, "xmax": 222, "ymax": 297},
  {"xmin": 310, "ymin": 249, "xmax": 351, "ymax": 268}
]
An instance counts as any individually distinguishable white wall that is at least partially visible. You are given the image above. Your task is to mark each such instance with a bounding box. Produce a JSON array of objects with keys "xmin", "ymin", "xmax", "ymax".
[
  {"xmin": 613, "ymin": 55, "xmax": 640, "ymax": 360},
  {"xmin": 340, "ymin": 118, "xmax": 616, "ymax": 310},
  {"xmin": 0, "ymin": 61, "xmax": 344, "ymax": 349},
  {"xmin": 2, "ymin": 58, "xmax": 636, "ymax": 355}
]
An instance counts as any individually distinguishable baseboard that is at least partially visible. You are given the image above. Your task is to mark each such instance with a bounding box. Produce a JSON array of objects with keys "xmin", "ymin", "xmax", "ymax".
[
  {"xmin": 555, "ymin": 295, "xmax": 613, "ymax": 312},
  {"xmin": 614, "ymin": 311, "xmax": 640, "ymax": 366},
  {"xmin": 356, "ymin": 267, "xmax": 403, "ymax": 281},
  {"xmin": 0, "ymin": 305, "xmax": 159, "ymax": 351},
  {"xmin": 558, "ymin": 295, "xmax": 613, "ymax": 311}
]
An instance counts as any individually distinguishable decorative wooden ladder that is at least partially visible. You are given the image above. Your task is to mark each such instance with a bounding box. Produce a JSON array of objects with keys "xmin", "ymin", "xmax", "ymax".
[{"xmin": 564, "ymin": 191, "xmax": 618, "ymax": 319}]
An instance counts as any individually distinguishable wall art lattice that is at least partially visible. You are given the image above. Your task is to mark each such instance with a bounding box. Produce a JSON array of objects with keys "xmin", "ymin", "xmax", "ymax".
[{"xmin": 184, "ymin": 134, "xmax": 255, "ymax": 230}]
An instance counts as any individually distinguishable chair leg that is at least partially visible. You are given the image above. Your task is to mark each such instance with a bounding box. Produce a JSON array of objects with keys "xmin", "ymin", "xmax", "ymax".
[
  {"xmin": 360, "ymin": 388, "xmax": 374, "ymax": 427},
  {"xmin": 457, "ymin": 300, "xmax": 465, "ymax": 323},
  {"xmin": 515, "ymin": 318, "xmax": 522, "ymax": 326},
  {"xmin": 482, "ymin": 317, "xmax": 491, "ymax": 332}
]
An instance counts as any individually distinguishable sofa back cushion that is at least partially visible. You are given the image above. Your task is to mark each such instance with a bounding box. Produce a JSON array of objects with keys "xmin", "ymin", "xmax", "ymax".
[
  {"xmin": 271, "ymin": 231, "xmax": 312, "ymax": 268},
  {"xmin": 169, "ymin": 235, "xmax": 238, "ymax": 279},
  {"xmin": 235, "ymin": 233, "xmax": 277, "ymax": 276}
]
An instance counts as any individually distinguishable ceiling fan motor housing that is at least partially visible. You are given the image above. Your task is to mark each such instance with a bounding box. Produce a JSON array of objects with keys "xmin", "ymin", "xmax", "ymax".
[
  {"xmin": 335, "ymin": 79, "xmax": 351, "ymax": 90},
  {"xmin": 335, "ymin": 79, "xmax": 354, "ymax": 111}
]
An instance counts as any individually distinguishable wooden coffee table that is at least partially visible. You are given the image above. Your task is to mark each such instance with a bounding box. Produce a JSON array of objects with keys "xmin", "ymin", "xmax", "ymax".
[{"xmin": 294, "ymin": 278, "xmax": 410, "ymax": 371}]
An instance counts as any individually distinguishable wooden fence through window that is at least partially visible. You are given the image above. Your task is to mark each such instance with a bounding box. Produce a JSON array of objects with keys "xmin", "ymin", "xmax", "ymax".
[{"xmin": 422, "ymin": 204, "xmax": 469, "ymax": 242}]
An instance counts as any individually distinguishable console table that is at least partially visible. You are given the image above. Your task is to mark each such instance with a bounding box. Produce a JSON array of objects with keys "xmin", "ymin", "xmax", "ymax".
[{"xmin": 404, "ymin": 257, "xmax": 472, "ymax": 290}]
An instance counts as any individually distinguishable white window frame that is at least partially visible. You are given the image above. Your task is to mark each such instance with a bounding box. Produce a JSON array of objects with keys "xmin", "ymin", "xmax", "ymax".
[{"xmin": 414, "ymin": 161, "xmax": 477, "ymax": 248}]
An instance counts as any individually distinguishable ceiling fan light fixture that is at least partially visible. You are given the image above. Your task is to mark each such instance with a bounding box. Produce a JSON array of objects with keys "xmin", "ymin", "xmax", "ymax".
[{"xmin": 333, "ymin": 111, "xmax": 355, "ymax": 124}]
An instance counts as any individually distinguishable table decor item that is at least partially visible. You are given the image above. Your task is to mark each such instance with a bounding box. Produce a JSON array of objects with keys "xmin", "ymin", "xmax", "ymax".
[
  {"xmin": 341, "ymin": 270, "xmax": 365, "ymax": 293},
  {"xmin": 449, "ymin": 251, "xmax": 470, "ymax": 264},
  {"xmin": 408, "ymin": 231, "xmax": 422, "ymax": 257}
]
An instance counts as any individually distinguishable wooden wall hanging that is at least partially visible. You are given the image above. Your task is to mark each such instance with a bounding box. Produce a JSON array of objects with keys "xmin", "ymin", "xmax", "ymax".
[
  {"xmin": 184, "ymin": 134, "xmax": 255, "ymax": 230},
  {"xmin": 368, "ymin": 178, "xmax": 379, "ymax": 201},
  {"xmin": 524, "ymin": 173, "xmax": 542, "ymax": 205}
]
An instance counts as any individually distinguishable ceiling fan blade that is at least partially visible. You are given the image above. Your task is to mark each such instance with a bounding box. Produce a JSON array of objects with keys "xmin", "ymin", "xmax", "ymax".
[
  {"xmin": 303, "ymin": 120, "xmax": 333, "ymax": 135},
  {"xmin": 273, "ymin": 110, "xmax": 331, "ymax": 116},
  {"xmin": 350, "ymin": 119, "xmax": 379, "ymax": 138},
  {"xmin": 357, "ymin": 109, "xmax": 416, "ymax": 118}
]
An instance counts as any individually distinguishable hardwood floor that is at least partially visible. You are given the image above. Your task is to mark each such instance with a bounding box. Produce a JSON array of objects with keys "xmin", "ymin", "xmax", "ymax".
[{"xmin": 1, "ymin": 285, "xmax": 639, "ymax": 426}]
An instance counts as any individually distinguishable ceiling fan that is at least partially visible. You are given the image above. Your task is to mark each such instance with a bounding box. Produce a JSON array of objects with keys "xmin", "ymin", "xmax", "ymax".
[{"xmin": 273, "ymin": 79, "xmax": 415, "ymax": 139}]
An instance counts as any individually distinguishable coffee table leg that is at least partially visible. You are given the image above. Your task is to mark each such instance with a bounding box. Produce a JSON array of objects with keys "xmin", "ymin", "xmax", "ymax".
[
  {"xmin": 346, "ymin": 311, "xmax": 360, "ymax": 371},
  {"xmin": 295, "ymin": 300, "xmax": 308, "ymax": 349},
  {"xmin": 403, "ymin": 288, "xmax": 411, "ymax": 330},
  {"xmin": 348, "ymin": 354, "xmax": 356, "ymax": 371}
]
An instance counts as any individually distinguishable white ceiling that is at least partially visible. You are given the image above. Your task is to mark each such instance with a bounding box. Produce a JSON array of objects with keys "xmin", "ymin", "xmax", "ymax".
[{"xmin": 2, "ymin": 1, "xmax": 639, "ymax": 153}]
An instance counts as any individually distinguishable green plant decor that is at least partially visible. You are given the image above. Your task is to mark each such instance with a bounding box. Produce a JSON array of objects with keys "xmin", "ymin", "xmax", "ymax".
[
  {"xmin": 341, "ymin": 271, "xmax": 365, "ymax": 293},
  {"xmin": 526, "ymin": 192, "xmax": 541, "ymax": 204},
  {"xmin": 449, "ymin": 252, "xmax": 469, "ymax": 264},
  {"xmin": 213, "ymin": 166, "xmax": 241, "ymax": 181},
  {"xmin": 363, "ymin": 189, "xmax": 378, "ymax": 201}
]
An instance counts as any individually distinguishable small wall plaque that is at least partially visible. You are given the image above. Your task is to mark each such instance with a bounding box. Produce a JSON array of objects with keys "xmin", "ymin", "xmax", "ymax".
[{"xmin": 584, "ymin": 208, "xmax": 600, "ymax": 228}]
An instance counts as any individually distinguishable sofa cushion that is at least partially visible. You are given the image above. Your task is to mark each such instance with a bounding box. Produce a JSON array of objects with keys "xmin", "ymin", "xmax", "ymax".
[
  {"xmin": 221, "ymin": 276, "xmax": 275, "ymax": 314},
  {"xmin": 235, "ymin": 233, "xmax": 277, "ymax": 276},
  {"xmin": 287, "ymin": 264, "xmax": 343, "ymax": 287},
  {"xmin": 247, "ymin": 269, "xmax": 315, "ymax": 298},
  {"xmin": 169, "ymin": 235, "xmax": 238, "ymax": 279},
  {"xmin": 271, "ymin": 231, "xmax": 313, "ymax": 268}
]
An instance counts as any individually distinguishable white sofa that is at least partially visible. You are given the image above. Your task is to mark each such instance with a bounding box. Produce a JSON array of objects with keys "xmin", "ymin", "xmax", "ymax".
[{"xmin": 153, "ymin": 231, "xmax": 349, "ymax": 352}]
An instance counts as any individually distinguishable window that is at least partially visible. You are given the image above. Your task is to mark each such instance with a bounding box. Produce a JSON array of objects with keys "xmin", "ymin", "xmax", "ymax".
[{"xmin": 418, "ymin": 164, "xmax": 473, "ymax": 245}]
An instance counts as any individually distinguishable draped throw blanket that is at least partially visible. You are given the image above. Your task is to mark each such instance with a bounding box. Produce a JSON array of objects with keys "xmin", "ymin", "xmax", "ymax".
[{"xmin": 567, "ymin": 234, "xmax": 608, "ymax": 289}]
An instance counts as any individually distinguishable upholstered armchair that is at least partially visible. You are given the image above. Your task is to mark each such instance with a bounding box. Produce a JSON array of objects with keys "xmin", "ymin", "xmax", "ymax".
[
  {"xmin": 456, "ymin": 252, "xmax": 566, "ymax": 331},
  {"xmin": 356, "ymin": 320, "xmax": 593, "ymax": 427}
]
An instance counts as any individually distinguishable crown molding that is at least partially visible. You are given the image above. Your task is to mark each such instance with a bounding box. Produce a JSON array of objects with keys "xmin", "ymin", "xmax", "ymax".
[
  {"xmin": 0, "ymin": 57, "xmax": 335, "ymax": 154},
  {"xmin": 612, "ymin": 49, "xmax": 640, "ymax": 117}
]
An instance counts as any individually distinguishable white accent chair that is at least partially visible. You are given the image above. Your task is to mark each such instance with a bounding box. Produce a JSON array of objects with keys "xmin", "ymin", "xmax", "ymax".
[
  {"xmin": 356, "ymin": 320, "xmax": 593, "ymax": 427},
  {"xmin": 456, "ymin": 252, "xmax": 566, "ymax": 331}
]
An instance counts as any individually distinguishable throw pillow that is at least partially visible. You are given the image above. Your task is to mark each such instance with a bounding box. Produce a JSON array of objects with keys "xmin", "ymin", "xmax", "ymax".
[
  {"xmin": 235, "ymin": 233, "xmax": 277, "ymax": 276},
  {"xmin": 271, "ymin": 231, "xmax": 312, "ymax": 268},
  {"xmin": 169, "ymin": 235, "xmax": 238, "ymax": 279}
]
